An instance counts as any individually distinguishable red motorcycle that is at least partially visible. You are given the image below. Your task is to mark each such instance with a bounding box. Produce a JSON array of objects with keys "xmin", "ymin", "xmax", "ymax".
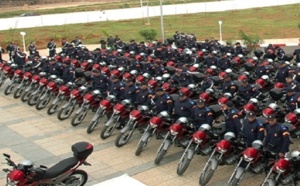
[
  {"xmin": 47, "ymin": 82, "xmax": 76, "ymax": 115},
  {"xmin": 2, "ymin": 141, "xmax": 93, "ymax": 186},
  {"xmin": 114, "ymin": 105, "xmax": 152, "ymax": 147},
  {"xmin": 135, "ymin": 111, "xmax": 174, "ymax": 156},
  {"xmin": 100, "ymin": 99, "xmax": 134, "ymax": 140},
  {"xmin": 86, "ymin": 95, "xmax": 117, "ymax": 134},
  {"xmin": 199, "ymin": 132, "xmax": 244, "ymax": 186},
  {"xmin": 21, "ymin": 74, "xmax": 42, "ymax": 102},
  {"xmin": 70, "ymin": 90, "xmax": 103, "ymax": 126},
  {"xmin": 261, "ymin": 150, "xmax": 300, "ymax": 186},
  {"xmin": 13, "ymin": 71, "xmax": 32, "ymax": 99},
  {"xmin": 0, "ymin": 62, "xmax": 17, "ymax": 88},
  {"xmin": 4, "ymin": 68, "xmax": 23, "ymax": 95},
  {"xmin": 154, "ymin": 117, "xmax": 195, "ymax": 165},
  {"xmin": 228, "ymin": 140, "xmax": 266, "ymax": 186},
  {"xmin": 35, "ymin": 77, "xmax": 64, "ymax": 110},
  {"xmin": 176, "ymin": 123, "xmax": 225, "ymax": 176},
  {"xmin": 27, "ymin": 75, "xmax": 52, "ymax": 106},
  {"xmin": 284, "ymin": 109, "xmax": 300, "ymax": 137},
  {"xmin": 57, "ymin": 85, "xmax": 88, "ymax": 121}
]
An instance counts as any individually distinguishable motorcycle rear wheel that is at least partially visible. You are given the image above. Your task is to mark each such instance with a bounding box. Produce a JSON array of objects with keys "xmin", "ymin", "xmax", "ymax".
[
  {"xmin": 71, "ymin": 110, "xmax": 88, "ymax": 126},
  {"xmin": 62, "ymin": 169, "xmax": 88, "ymax": 186},
  {"xmin": 176, "ymin": 150, "xmax": 191, "ymax": 176},
  {"xmin": 199, "ymin": 160, "xmax": 215, "ymax": 186},
  {"xmin": 114, "ymin": 128, "xmax": 134, "ymax": 147},
  {"xmin": 57, "ymin": 105, "xmax": 75, "ymax": 120}
]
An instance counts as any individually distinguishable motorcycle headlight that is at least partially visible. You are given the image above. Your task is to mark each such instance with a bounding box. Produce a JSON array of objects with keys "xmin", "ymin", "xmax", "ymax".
[
  {"xmin": 129, "ymin": 115, "xmax": 137, "ymax": 120},
  {"xmin": 113, "ymin": 110, "xmax": 120, "ymax": 114},
  {"xmin": 276, "ymin": 166, "xmax": 286, "ymax": 174},
  {"xmin": 100, "ymin": 105, "xmax": 107, "ymax": 109},
  {"xmin": 217, "ymin": 146, "xmax": 227, "ymax": 153},
  {"xmin": 7, "ymin": 178, "xmax": 19, "ymax": 186},
  {"xmin": 170, "ymin": 129, "xmax": 178, "ymax": 136},
  {"xmin": 150, "ymin": 122, "xmax": 158, "ymax": 128},
  {"xmin": 243, "ymin": 154, "xmax": 254, "ymax": 162},
  {"xmin": 193, "ymin": 137, "xmax": 203, "ymax": 144},
  {"xmin": 83, "ymin": 98, "xmax": 90, "ymax": 103}
]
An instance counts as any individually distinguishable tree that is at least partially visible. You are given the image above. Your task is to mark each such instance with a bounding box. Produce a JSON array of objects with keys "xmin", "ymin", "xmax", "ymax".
[
  {"xmin": 239, "ymin": 30, "xmax": 263, "ymax": 55},
  {"xmin": 139, "ymin": 29, "xmax": 157, "ymax": 41}
]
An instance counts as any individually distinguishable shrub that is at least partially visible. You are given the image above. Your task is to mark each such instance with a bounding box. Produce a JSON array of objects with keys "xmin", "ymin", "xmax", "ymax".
[{"xmin": 139, "ymin": 29, "xmax": 157, "ymax": 41}]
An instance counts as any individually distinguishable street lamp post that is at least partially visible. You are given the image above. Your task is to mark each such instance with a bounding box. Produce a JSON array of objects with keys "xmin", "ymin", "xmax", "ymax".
[
  {"xmin": 20, "ymin": 32, "xmax": 26, "ymax": 53},
  {"xmin": 159, "ymin": 0, "xmax": 165, "ymax": 42},
  {"xmin": 218, "ymin": 21, "xmax": 222, "ymax": 44}
]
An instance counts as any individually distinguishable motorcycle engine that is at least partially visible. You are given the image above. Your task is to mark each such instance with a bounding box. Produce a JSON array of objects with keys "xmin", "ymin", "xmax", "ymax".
[{"xmin": 281, "ymin": 174, "xmax": 294, "ymax": 185}]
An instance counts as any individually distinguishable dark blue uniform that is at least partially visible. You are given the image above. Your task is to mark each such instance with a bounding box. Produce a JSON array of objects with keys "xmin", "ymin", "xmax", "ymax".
[
  {"xmin": 238, "ymin": 84, "xmax": 260, "ymax": 101},
  {"xmin": 241, "ymin": 118, "xmax": 265, "ymax": 146},
  {"xmin": 201, "ymin": 76, "xmax": 214, "ymax": 90},
  {"xmin": 135, "ymin": 88, "xmax": 152, "ymax": 106},
  {"xmin": 154, "ymin": 93, "xmax": 174, "ymax": 114},
  {"xmin": 47, "ymin": 41, "xmax": 56, "ymax": 57},
  {"xmin": 264, "ymin": 123, "xmax": 290, "ymax": 153},
  {"xmin": 48, "ymin": 63, "xmax": 62, "ymax": 77},
  {"xmin": 204, "ymin": 56, "xmax": 218, "ymax": 67},
  {"xmin": 217, "ymin": 57, "xmax": 231, "ymax": 70},
  {"xmin": 171, "ymin": 72, "xmax": 192, "ymax": 87},
  {"xmin": 286, "ymin": 93, "xmax": 300, "ymax": 112},
  {"xmin": 91, "ymin": 74, "xmax": 109, "ymax": 92},
  {"xmin": 14, "ymin": 51, "xmax": 26, "ymax": 69},
  {"xmin": 275, "ymin": 65, "xmax": 290, "ymax": 83},
  {"xmin": 123, "ymin": 84, "xmax": 139, "ymax": 102},
  {"xmin": 191, "ymin": 106, "xmax": 214, "ymax": 128},
  {"xmin": 221, "ymin": 81, "xmax": 237, "ymax": 95},
  {"xmin": 173, "ymin": 98, "xmax": 195, "ymax": 120},
  {"xmin": 153, "ymin": 65, "xmax": 164, "ymax": 76},
  {"xmin": 224, "ymin": 108, "xmax": 242, "ymax": 137},
  {"xmin": 62, "ymin": 65, "xmax": 75, "ymax": 83},
  {"xmin": 285, "ymin": 80, "xmax": 300, "ymax": 92},
  {"xmin": 255, "ymin": 65, "xmax": 270, "ymax": 78},
  {"xmin": 108, "ymin": 80, "xmax": 125, "ymax": 101}
]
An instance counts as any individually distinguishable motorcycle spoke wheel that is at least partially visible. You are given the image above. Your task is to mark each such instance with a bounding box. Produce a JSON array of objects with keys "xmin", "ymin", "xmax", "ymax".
[
  {"xmin": 154, "ymin": 146, "xmax": 167, "ymax": 165},
  {"xmin": 35, "ymin": 97, "xmax": 51, "ymax": 110},
  {"xmin": 13, "ymin": 87, "xmax": 24, "ymax": 99},
  {"xmin": 199, "ymin": 161, "xmax": 215, "ymax": 186},
  {"xmin": 21, "ymin": 92, "xmax": 30, "ymax": 102},
  {"xmin": 27, "ymin": 94, "xmax": 39, "ymax": 106},
  {"xmin": 57, "ymin": 106, "xmax": 74, "ymax": 120},
  {"xmin": 100, "ymin": 123, "xmax": 116, "ymax": 140},
  {"xmin": 86, "ymin": 111, "xmax": 105, "ymax": 134},
  {"xmin": 114, "ymin": 129, "xmax": 134, "ymax": 147},
  {"xmin": 177, "ymin": 151, "xmax": 191, "ymax": 176},
  {"xmin": 47, "ymin": 103, "xmax": 59, "ymax": 115},
  {"xmin": 62, "ymin": 169, "xmax": 88, "ymax": 186},
  {"xmin": 71, "ymin": 111, "xmax": 87, "ymax": 126},
  {"xmin": 4, "ymin": 84, "xmax": 14, "ymax": 95},
  {"xmin": 135, "ymin": 140, "xmax": 147, "ymax": 156}
]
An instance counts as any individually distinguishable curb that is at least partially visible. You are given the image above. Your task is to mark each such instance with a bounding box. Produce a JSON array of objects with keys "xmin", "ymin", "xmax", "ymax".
[{"xmin": 259, "ymin": 43, "xmax": 300, "ymax": 47}]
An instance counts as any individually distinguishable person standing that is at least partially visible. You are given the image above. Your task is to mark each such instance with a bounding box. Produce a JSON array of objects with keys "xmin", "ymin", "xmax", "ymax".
[
  {"xmin": 47, "ymin": 39, "xmax": 56, "ymax": 57},
  {"xmin": 28, "ymin": 42, "xmax": 37, "ymax": 56}
]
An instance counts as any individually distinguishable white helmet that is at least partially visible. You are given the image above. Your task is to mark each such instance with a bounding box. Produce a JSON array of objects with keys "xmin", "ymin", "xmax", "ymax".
[
  {"xmin": 268, "ymin": 103, "xmax": 279, "ymax": 110},
  {"xmin": 176, "ymin": 117, "xmax": 188, "ymax": 124},
  {"xmin": 293, "ymin": 108, "xmax": 300, "ymax": 116},
  {"xmin": 225, "ymin": 68, "xmax": 232, "ymax": 74},
  {"xmin": 200, "ymin": 124, "xmax": 211, "ymax": 131},
  {"xmin": 252, "ymin": 56, "xmax": 258, "ymax": 61},
  {"xmin": 162, "ymin": 73, "xmax": 170, "ymax": 80},
  {"xmin": 226, "ymin": 53, "xmax": 232, "ymax": 57},
  {"xmin": 252, "ymin": 140, "xmax": 263, "ymax": 150},
  {"xmin": 193, "ymin": 64, "xmax": 200, "ymax": 68},
  {"xmin": 249, "ymin": 98, "xmax": 258, "ymax": 104},
  {"xmin": 224, "ymin": 93, "xmax": 232, "ymax": 98},
  {"xmin": 290, "ymin": 150, "xmax": 300, "ymax": 161},
  {"xmin": 297, "ymin": 63, "xmax": 300, "ymax": 68},
  {"xmin": 238, "ymin": 54, "xmax": 244, "ymax": 58},
  {"xmin": 130, "ymin": 70, "xmax": 138, "ymax": 76},
  {"xmin": 188, "ymin": 84, "xmax": 196, "ymax": 90},
  {"xmin": 261, "ymin": 75, "xmax": 269, "ymax": 80},
  {"xmin": 224, "ymin": 132, "xmax": 235, "ymax": 141},
  {"xmin": 210, "ymin": 65, "xmax": 217, "ymax": 70},
  {"xmin": 267, "ymin": 59, "xmax": 273, "ymax": 63}
]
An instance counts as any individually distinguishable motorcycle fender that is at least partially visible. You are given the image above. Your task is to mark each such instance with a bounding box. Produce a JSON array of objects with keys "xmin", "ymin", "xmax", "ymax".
[
  {"xmin": 235, "ymin": 167, "xmax": 245, "ymax": 179},
  {"xmin": 40, "ymin": 92, "xmax": 49, "ymax": 100},
  {"xmin": 211, "ymin": 158, "xmax": 218, "ymax": 170},
  {"xmin": 163, "ymin": 139, "xmax": 172, "ymax": 151},
  {"xmin": 266, "ymin": 179, "xmax": 276, "ymax": 186},
  {"xmin": 141, "ymin": 131, "xmax": 152, "ymax": 142},
  {"xmin": 187, "ymin": 148, "xmax": 195, "ymax": 160},
  {"xmin": 105, "ymin": 115, "xmax": 118, "ymax": 126},
  {"xmin": 120, "ymin": 124, "xmax": 130, "ymax": 133},
  {"xmin": 25, "ymin": 86, "xmax": 32, "ymax": 92},
  {"xmin": 62, "ymin": 102, "xmax": 71, "ymax": 109},
  {"xmin": 52, "ymin": 96, "xmax": 61, "ymax": 105},
  {"xmin": 75, "ymin": 106, "xmax": 86, "ymax": 115}
]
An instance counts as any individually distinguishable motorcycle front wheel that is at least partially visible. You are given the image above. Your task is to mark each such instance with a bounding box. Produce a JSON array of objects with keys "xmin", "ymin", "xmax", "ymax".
[
  {"xmin": 47, "ymin": 101, "xmax": 61, "ymax": 115},
  {"xmin": 13, "ymin": 87, "xmax": 24, "ymax": 99},
  {"xmin": 4, "ymin": 84, "xmax": 15, "ymax": 95},
  {"xmin": 27, "ymin": 93, "xmax": 40, "ymax": 106},
  {"xmin": 199, "ymin": 160, "xmax": 215, "ymax": 186},
  {"xmin": 35, "ymin": 97, "xmax": 51, "ymax": 110},
  {"xmin": 71, "ymin": 110, "xmax": 88, "ymax": 126},
  {"xmin": 62, "ymin": 169, "xmax": 88, "ymax": 186},
  {"xmin": 154, "ymin": 148, "xmax": 167, "ymax": 165},
  {"xmin": 21, "ymin": 91, "xmax": 30, "ymax": 102},
  {"xmin": 176, "ymin": 150, "xmax": 191, "ymax": 176},
  {"xmin": 114, "ymin": 128, "xmax": 134, "ymax": 147},
  {"xmin": 86, "ymin": 110, "xmax": 105, "ymax": 134},
  {"xmin": 100, "ymin": 117, "xmax": 117, "ymax": 140},
  {"xmin": 57, "ymin": 105, "xmax": 75, "ymax": 120}
]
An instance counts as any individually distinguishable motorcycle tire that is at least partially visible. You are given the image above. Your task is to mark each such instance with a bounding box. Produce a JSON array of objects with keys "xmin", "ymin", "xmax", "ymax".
[
  {"xmin": 199, "ymin": 160, "xmax": 215, "ymax": 186},
  {"xmin": 154, "ymin": 148, "xmax": 167, "ymax": 165},
  {"xmin": 57, "ymin": 105, "xmax": 75, "ymax": 120},
  {"xmin": 135, "ymin": 140, "xmax": 147, "ymax": 156},
  {"xmin": 100, "ymin": 119, "xmax": 117, "ymax": 140},
  {"xmin": 35, "ymin": 97, "xmax": 51, "ymax": 110},
  {"xmin": 21, "ymin": 91, "xmax": 30, "ymax": 102},
  {"xmin": 62, "ymin": 169, "xmax": 88, "ymax": 186},
  {"xmin": 4, "ymin": 84, "xmax": 14, "ymax": 95},
  {"xmin": 27, "ymin": 93, "xmax": 39, "ymax": 106},
  {"xmin": 229, "ymin": 177, "xmax": 240, "ymax": 186},
  {"xmin": 114, "ymin": 128, "xmax": 134, "ymax": 147},
  {"xmin": 262, "ymin": 179, "xmax": 275, "ymax": 186},
  {"xmin": 71, "ymin": 110, "xmax": 88, "ymax": 126},
  {"xmin": 47, "ymin": 102, "xmax": 60, "ymax": 115},
  {"xmin": 86, "ymin": 111, "xmax": 105, "ymax": 134},
  {"xmin": 13, "ymin": 87, "xmax": 24, "ymax": 99},
  {"xmin": 176, "ymin": 150, "xmax": 191, "ymax": 176}
]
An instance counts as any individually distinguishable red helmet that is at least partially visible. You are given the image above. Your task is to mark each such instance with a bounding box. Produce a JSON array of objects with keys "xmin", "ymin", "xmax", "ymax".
[
  {"xmin": 274, "ymin": 82, "xmax": 284, "ymax": 89},
  {"xmin": 124, "ymin": 53, "xmax": 130, "ymax": 58},
  {"xmin": 199, "ymin": 92, "xmax": 210, "ymax": 103},
  {"xmin": 238, "ymin": 74, "xmax": 248, "ymax": 81},
  {"xmin": 262, "ymin": 107, "xmax": 275, "ymax": 117},
  {"xmin": 54, "ymin": 55, "xmax": 62, "ymax": 62},
  {"xmin": 179, "ymin": 87, "xmax": 190, "ymax": 97},
  {"xmin": 101, "ymin": 67, "xmax": 110, "ymax": 76},
  {"xmin": 177, "ymin": 48, "xmax": 183, "ymax": 53},
  {"xmin": 255, "ymin": 79, "xmax": 265, "ymax": 88},
  {"xmin": 135, "ymin": 75, "xmax": 145, "ymax": 84},
  {"xmin": 80, "ymin": 61, "xmax": 89, "ymax": 70},
  {"xmin": 285, "ymin": 112, "xmax": 297, "ymax": 124},
  {"xmin": 218, "ymin": 97, "xmax": 229, "ymax": 105},
  {"xmin": 162, "ymin": 82, "xmax": 170, "ymax": 92},
  {"xmin": 167, "ymin": 61, "xmax": 175, "ymax": 67},
  {"xmin": 219, "ymin": 72, "xmax": 227, "ymax": 79},
  {"xmin": 232, "ymin": 56, "xmax": 241, "ymax": 64},
  {"xmin": 92, "ymin": 64, "xmax": 101, "ymax": 71},
  {"xmin": 112, "ymin": 50, "xmax": 118, "ymax": 55},
  {"xmin": 197, "ymin": 51, "xmax": 204, "ymax": 58},
  {"xmin": 205, "ymin": 68, "xmax": 214, "ymax": 75},
  {"xmin": 63, "ymin": 57, "xmax": 70, "ymax": 63},
  {"xmin": 189, "ymin": 66, "xmax": 198, "ymax": 72},
  {"xmin": 71, "ymin": 59, "xmax": 80, "ymax": 68},
  {"xmin": 148, "ymin": 79, "xmax": 158, "ymax": 89},
  {"xmin": 246, "ymin": 58, "xmax": 255, "ymax": 64},
  {"xmin": 147, "ymin": 57, "xmax": 154, "ymax": 63},
  {"xmin": 243, "ymin": 103, "xmax": 255, "ymax": 113},
  {"xmin": 135, "ymin": 54, "xmax": 142, "ymax": 61},
  {"xmin": 122, "ymin": 72, "xmax": 132, "ymax": 81}
]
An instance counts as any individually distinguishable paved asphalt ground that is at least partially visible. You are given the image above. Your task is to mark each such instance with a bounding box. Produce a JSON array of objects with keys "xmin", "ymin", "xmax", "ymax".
[{"xmin": 0, "ymin": 45, "xmax": 300, "ymax": 186}]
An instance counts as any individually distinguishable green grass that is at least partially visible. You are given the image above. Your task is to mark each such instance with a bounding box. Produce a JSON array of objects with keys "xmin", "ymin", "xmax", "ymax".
[
  {"xmin": 0, "ymin": 0, "xmax": 220, "ymax": 18},
  {"xmin": 0, "ymin": 4, "xmax": 299, "ymax": 48}
]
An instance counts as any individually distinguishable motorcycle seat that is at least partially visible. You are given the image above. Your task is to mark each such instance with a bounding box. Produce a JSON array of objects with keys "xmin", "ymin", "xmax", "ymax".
[{"xmin": 42, "ymin": 157, "xmax": 79, "ymax": 179}]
